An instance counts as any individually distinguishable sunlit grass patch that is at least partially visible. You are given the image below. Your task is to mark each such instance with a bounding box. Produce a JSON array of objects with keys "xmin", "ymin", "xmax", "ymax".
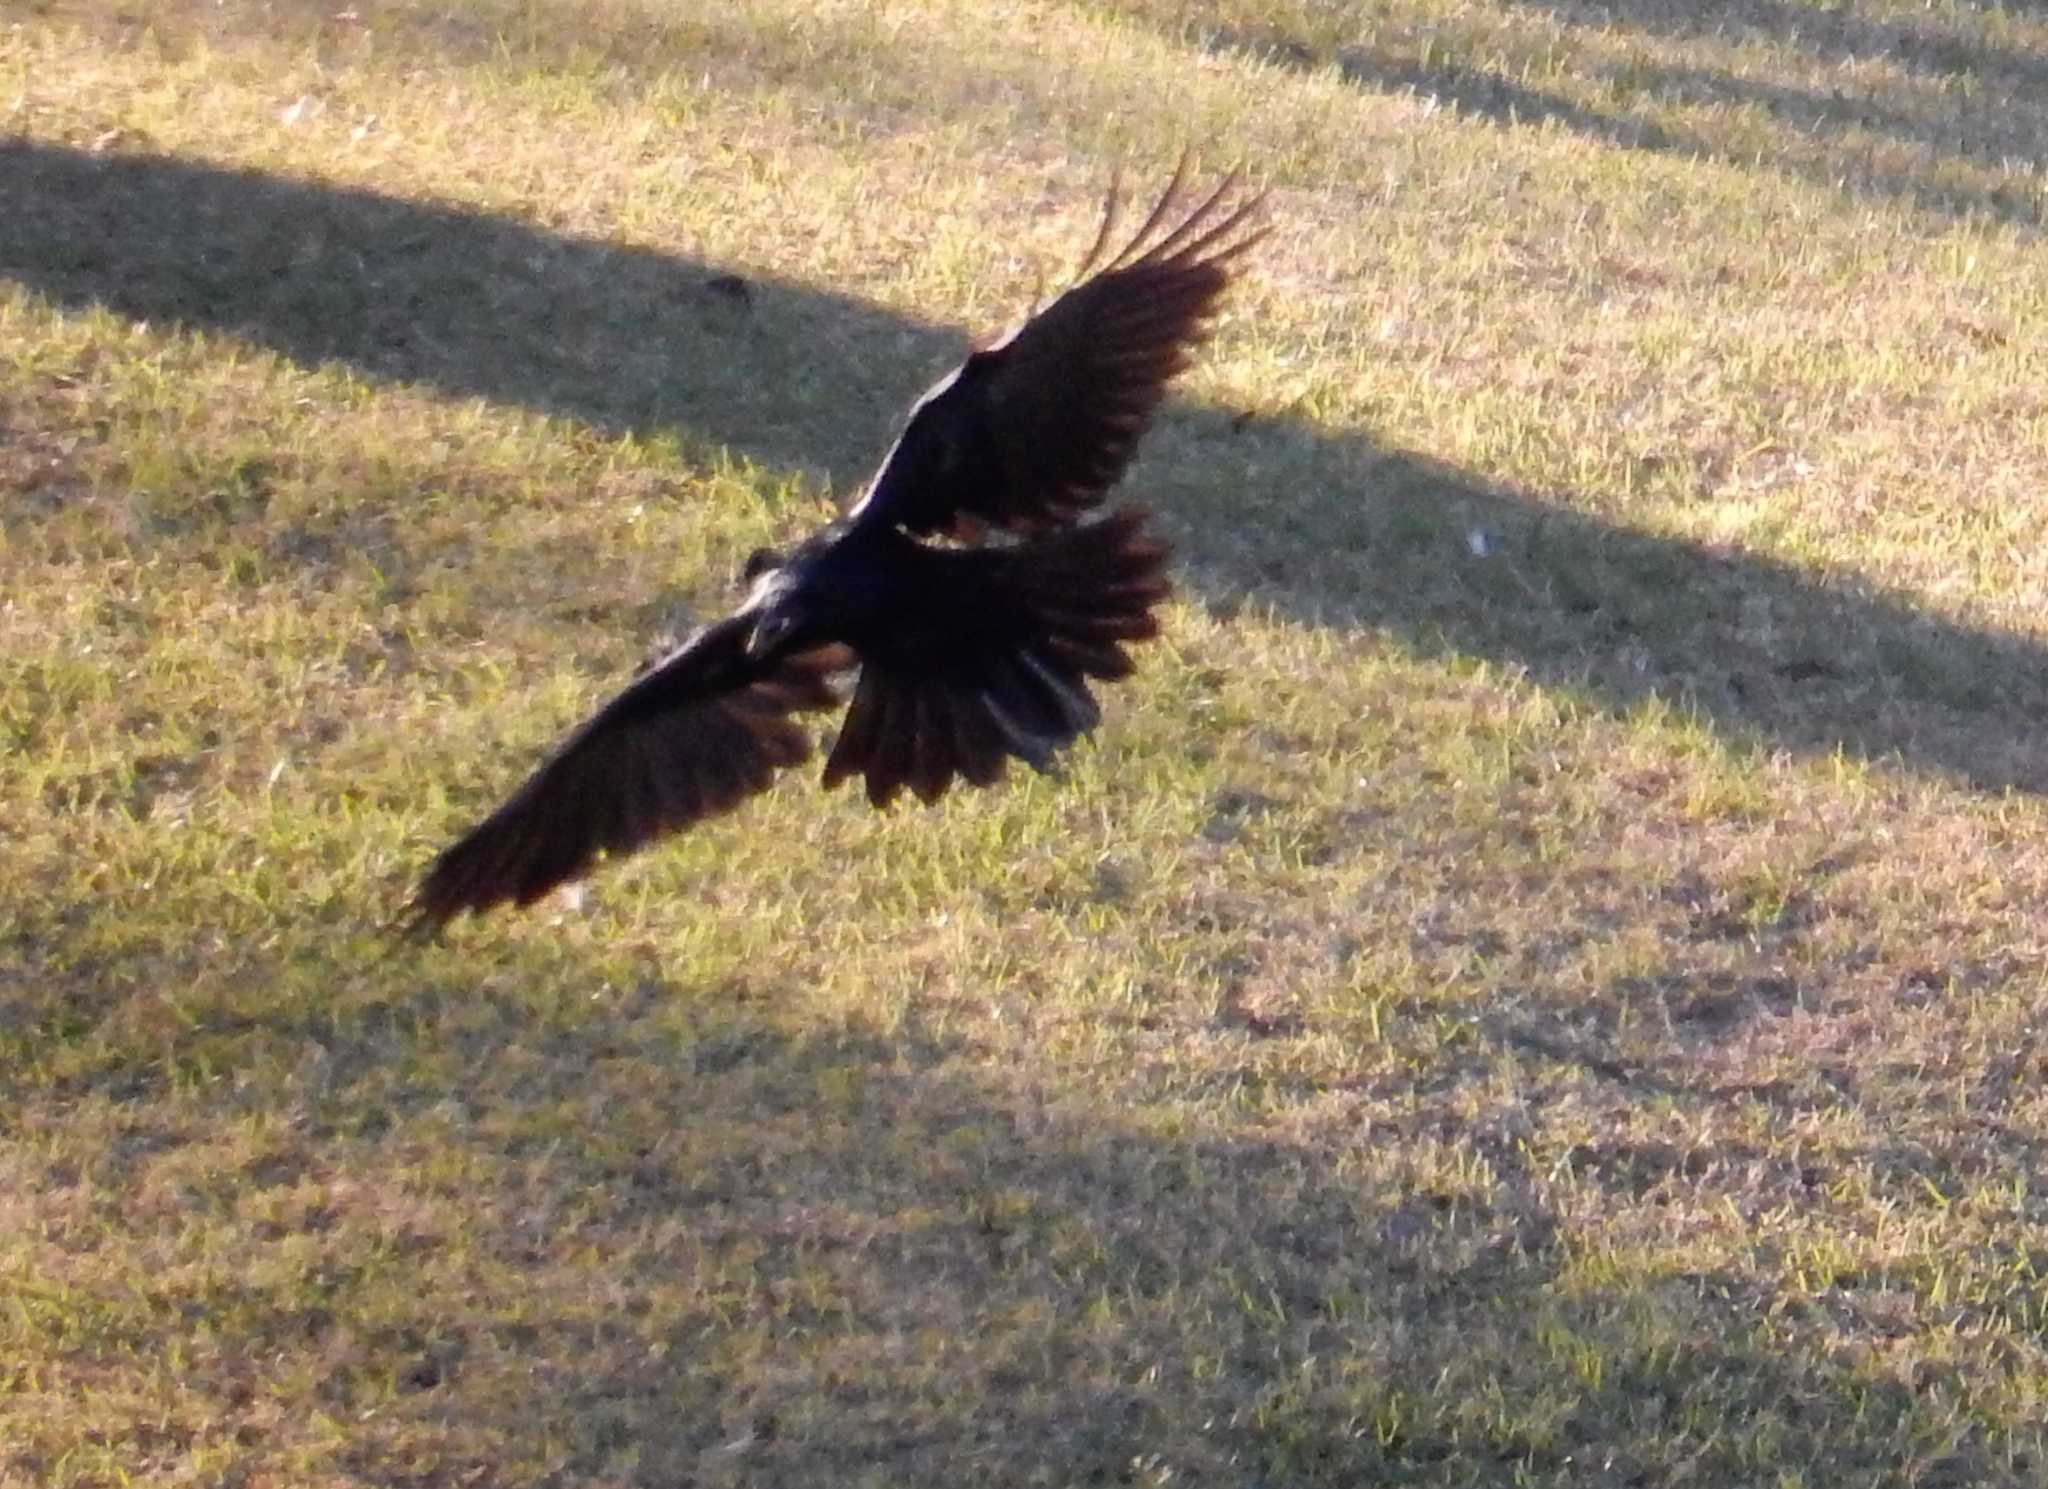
[{"xmin": 9, "ymin": 0, "xmax": 2048, "ymax": 1483}]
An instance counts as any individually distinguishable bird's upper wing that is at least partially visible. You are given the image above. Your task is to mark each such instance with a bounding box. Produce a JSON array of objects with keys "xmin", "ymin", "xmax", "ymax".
[
  {"xmin": 848, "ymin": 164, "xmax": 1266, "ymax": 540},
  {"xmin": 406, "ymin": 617, "xmax": 850, "ymax": 931}
]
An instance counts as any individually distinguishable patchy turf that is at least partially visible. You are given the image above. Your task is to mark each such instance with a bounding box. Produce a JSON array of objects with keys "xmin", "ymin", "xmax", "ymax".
[{"xmin": 8, "ymin": 0, "xmax": 2048, "ymax": 1483}]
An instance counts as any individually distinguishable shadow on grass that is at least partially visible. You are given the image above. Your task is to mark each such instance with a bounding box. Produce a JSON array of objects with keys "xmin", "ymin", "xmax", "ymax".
[
  {"xmin": 5, "ymin": 947, "xmax": 1994, "ymax": 1485},
  {"xmin": 0, "ymin": 138, "xmax": 961, "ymax": 489},
  {"xmin": 417, "ymin": 1023, "xmax": 1981, "ymax": 1484},
  {"xmin": 169, "ymin": 0, "xmax": 2048, "ymax": 235},
  {"xmin": 1531, "ymin": 0, "xmax": 2048, "ymax": 93},
  {"xmin": 7, "ymin": 143, "xmax": 2041, "ymax": 1483},
  {"xmin": 1170, "ymin": 8, "xmax": 2048, "ymax": 232},
  {"xmin": 6, "ymin": 139, "xmax": 2046, "ymax": 797},
  {"xmin": 1158, "ymin": 408, "xmax": 2048, "ymax": 796}
]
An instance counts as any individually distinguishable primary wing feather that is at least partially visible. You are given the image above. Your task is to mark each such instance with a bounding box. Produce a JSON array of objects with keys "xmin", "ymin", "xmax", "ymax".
[
  {"xmin": 406, "ymin": 618, "xmax": 847, "ymax": 932},
  {"xmin": 851, "ymin": 165, "xmax": 1266, "ymax": 539}
]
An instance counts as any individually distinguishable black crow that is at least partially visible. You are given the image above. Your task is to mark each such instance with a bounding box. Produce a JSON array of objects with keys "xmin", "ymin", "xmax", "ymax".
[{"xmin": 407, "ymin": 165, "xmax": 1265, "ymax": 930}]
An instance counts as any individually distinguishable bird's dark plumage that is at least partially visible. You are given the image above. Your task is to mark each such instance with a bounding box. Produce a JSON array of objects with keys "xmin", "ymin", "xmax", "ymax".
[
  {"xmin": 852, "ymin": 163, "xmax": 1265, "ymax": 539},
  {"xmin": 407, "ymin": 165, "xmax": 1264, "ymax": 931}
]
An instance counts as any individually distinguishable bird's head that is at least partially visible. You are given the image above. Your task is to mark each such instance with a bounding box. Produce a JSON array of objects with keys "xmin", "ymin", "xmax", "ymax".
[
  {"xmin": 742, "ymin": 561, "xmax": 807, "ymax": 659},
  {"xmin": 745, "ymin": 600, "xmax": 806, "ymax": 659}
]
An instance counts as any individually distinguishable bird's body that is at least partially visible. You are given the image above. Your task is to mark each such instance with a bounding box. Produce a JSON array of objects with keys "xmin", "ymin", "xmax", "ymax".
[
  {"xmin": 737, "ymin": 519, "xmax": 894, "ymax": 652},
  {"xmin": 407, "ymin": 164, "xmax": 1265, "ymax": 931}
]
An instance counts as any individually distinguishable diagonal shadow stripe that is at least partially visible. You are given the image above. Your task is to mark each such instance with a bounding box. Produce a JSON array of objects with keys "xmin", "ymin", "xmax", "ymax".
[
  {"xmin": 1158, "ymin": 411, "xmax": 2048, "ymax": 797},
  {"xmin": 1154, "ymin": 9, "xmax": 2048, "ymax": 233},
  {"xmin": 0, "ymin": 137, "xmax": 960, "ymax": 488},
  {"xmin": 5, "ymin": 139, "xmax": 2045, "ymax": 795}
]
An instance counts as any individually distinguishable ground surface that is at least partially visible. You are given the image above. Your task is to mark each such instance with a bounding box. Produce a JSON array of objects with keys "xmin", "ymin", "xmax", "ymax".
[{"xmin": 7, "ymin": 1, "xmax": 2048, "ymax": 1484}]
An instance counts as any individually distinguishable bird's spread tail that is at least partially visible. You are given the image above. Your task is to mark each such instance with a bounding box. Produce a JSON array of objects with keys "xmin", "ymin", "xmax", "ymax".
[{"xmin": 822, "ymin": 508, "xmax": 1170, "ymax": 806}]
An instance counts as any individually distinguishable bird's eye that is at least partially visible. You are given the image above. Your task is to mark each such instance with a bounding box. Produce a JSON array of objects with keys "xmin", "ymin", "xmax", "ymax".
[{"xmin": 742, "ymin": 547, "xmax": 782, "ymax": 581}]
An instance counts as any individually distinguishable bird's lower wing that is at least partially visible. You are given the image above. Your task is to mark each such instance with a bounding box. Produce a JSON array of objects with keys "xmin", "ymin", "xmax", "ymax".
[
  {"xmin": 407, "ymin": 620, "xmax": 851, "ymax": 932},
  {"xmin": 822, "ymin": 508, "xmax": 1170, "ymax": 806}
]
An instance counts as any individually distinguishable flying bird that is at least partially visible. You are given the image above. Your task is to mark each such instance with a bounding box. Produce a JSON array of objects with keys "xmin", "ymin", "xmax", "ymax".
[{"xmin": 407, "ymin": 165, "xmax": 1265, "ymax": 931}]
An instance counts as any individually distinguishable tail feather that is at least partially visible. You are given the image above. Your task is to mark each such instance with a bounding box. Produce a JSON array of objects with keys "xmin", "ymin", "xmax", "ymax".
[
  {"xmin": 979, "ymin": 651, "xmax": 1065, "ymax": 742},
  {"xmin": 822, "ymin": 669, "xmax": 884, "ymax": 791},
  {"xmin": 1013, "ymin": 647, "xmax": 1103, "ymax": 735},
  {"xmin": 861, "ymin": 679, "xmax": 913, "ymax": 807},
  {"xmin": 908, "ymin": 689, "xmax": 952, "ymax": 805},
  {"xmin": 1041, "ymin": 632, "xmax": 1139, "ymax": 679},
  {"xmin": 951, "ymin": 691, "xmax": 1010, "ymax": 788},
  {"xmin": 822, "ymin": 507, "xmax": 1170, "ymax": 807}
]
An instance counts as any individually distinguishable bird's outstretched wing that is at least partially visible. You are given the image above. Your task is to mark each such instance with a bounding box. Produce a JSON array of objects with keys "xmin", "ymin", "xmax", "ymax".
[
  {"xmin": 849, "ymin": 163, "xmax": 1266, "ymax": 540},
  {"xmin": 405, "ymin": 619, "xmax": 849, "ymax": 932}
]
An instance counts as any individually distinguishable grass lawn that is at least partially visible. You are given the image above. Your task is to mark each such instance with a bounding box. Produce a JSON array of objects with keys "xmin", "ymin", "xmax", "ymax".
[{"xmin": 8, "ymin": 0, "xmax": 2048, "ymax": 1483}]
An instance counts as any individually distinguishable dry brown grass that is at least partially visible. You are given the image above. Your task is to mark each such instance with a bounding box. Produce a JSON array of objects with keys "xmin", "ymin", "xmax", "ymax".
[{"xmin": 9, "ymin": 0, "xmax": 2048, "ymax": 1483}]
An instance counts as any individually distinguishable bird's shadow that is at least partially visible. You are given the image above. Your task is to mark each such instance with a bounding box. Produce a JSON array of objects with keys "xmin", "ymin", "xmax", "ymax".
[{"xmin": 5, "ymin": 137, "xmax": 2042, "ymax": 797}]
